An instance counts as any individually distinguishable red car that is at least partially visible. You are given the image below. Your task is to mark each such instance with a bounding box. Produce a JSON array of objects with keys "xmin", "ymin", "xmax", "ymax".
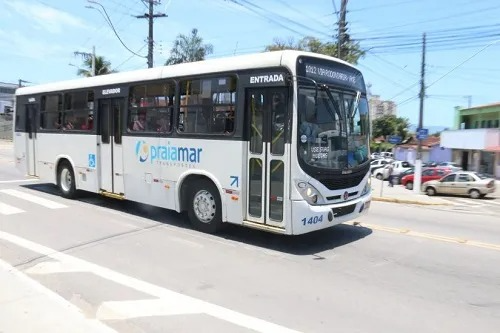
[{"xmin": 401, "ymin": 167, "xmax": 453, "ymax": 190}]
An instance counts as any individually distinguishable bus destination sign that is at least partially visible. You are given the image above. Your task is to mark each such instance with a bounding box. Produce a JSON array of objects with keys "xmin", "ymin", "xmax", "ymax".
[{"xmin": 297, "ymin": 57, "xmax": 365, "ymax": 92}]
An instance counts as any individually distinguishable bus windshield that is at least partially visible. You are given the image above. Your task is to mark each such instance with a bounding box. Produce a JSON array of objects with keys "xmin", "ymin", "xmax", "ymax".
[{"xmin": 297, "ymin": 85, "xmax": 369, "ymax": 171}]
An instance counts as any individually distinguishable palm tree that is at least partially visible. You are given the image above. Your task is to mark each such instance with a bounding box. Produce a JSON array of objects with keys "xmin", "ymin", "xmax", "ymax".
[
  {"xmin": 165, "ymin": 28, "xmax": 213, "ymax": 65},
  {"xmin": 77, "ymin": 55, "xmax": 117, "ymax": 77}
]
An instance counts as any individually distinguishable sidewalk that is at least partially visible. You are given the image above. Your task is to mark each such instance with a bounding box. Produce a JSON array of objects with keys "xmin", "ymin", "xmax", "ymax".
[
  {"xmin": 370, "ymin": 177, "xmax": 454, "ymax": 206},
  {"xmin": 0, "ymin": 259, "xmax": 117, "ymax": 333}
]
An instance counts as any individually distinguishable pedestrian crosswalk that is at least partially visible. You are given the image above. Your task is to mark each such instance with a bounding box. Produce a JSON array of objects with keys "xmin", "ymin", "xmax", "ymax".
[
  {"xmin": 0, "ymin": 188, "xmax": 68, "ymax": 216},
  {"xmin": 440, "ymin": 196, "xmax": 500, "ymax": 215}
]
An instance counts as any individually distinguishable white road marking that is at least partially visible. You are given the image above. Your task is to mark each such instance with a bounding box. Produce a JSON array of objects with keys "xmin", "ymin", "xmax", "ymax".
[
  {"xmin": 0, "ymin": 179, "xmax": 39, "ymax": 184},
  {"xmin": 0, "ymin": 201, "xmax": 25, "ymax": 215},
  {"xmin": 25, "ymin": 261, "xmax": 86, "ymax": 275},
  {"xmin": 97, "ymin": 299, "xmax": 202, "ymax": 320},
  {"xmin": 485, "ymin": 199, "xmax": 500, "ymax": 206},
  {"xmin": 0, "ymin": 258, "xmax": 118, "ymax": 333},
  {"xmin": 0, "ymin": 230, "xmax": 302, "ymax": 333},
  {"xmin": 454, "ymin": 198, "xmax": 485, "ymax": 206},
  {"xmin": 0, "ymin": 189, "xmax": 67, "ymax": 209}
]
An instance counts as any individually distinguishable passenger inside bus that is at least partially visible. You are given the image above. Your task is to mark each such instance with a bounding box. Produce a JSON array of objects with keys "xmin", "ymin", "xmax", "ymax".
[
  {"xmin": 299, "ymin": 97, "xmax": 321, "ymax": 143},
  {"xmin": 132, "ymin": 109, "xmax": 147, "ymax": 131},
  {"xmin": 156, "ymin": 111, "xmax": 170, "ymax": 132}
]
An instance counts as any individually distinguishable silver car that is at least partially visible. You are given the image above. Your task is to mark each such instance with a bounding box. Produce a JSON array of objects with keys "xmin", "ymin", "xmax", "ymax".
[{"xmin": 422, "ymin": 171, "xmax": 496, "ymax": 199}]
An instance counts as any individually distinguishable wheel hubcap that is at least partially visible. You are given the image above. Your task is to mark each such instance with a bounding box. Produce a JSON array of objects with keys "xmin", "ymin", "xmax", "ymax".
[
  {"xmin": 193, "ymin": 190, "xmax": 216, "ymax": 223},
  {"xmin": 61, "ymin": 168, "xmax": 72, "ymax": 192}
]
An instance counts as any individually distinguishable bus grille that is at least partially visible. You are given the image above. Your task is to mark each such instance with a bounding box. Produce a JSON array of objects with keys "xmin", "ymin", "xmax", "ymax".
[
  {"xmin": 332, "ymin": 204, "xmax": 357, "ymax": 218},
  {"xmin": 316, "ymin": 167, "xmax": 368, "ymax": 190}
]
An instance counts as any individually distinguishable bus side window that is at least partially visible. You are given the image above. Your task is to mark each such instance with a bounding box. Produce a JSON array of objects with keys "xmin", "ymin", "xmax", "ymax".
[
  {"xmin": 128, "ymin": 81, "xmax": 174, "ymax": 134},
  {"xmin": 40, "ymin": 94, "xmax": 62, "ymax": 130},
  {"xmin": 178, "ymin": 76, "xmax": 236, "ymax": 135}
]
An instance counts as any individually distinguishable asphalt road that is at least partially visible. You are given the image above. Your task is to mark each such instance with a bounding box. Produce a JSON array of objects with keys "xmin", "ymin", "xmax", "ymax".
[{"xmin": 1, "ymin": 142, "xmax": 500, "ymax": 333}]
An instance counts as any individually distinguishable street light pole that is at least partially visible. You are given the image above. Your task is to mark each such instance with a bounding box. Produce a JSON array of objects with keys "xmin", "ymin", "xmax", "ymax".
[{"xmin": 414, "ymin": 33, "xmax": 426, "ymax": 194}]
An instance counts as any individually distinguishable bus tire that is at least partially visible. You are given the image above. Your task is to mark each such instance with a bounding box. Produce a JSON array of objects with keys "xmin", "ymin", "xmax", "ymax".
[
  {"xmin": 186, "ymin": 179, "xmax": 223, "ymax": 234},
  {"xmin": 57, "ymin": 162, "xmax": 77, "ymax": 199}
]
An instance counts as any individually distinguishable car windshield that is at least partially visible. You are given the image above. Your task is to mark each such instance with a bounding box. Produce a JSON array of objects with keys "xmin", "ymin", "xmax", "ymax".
[{"xmin": 297, "ymin": 85, "xmax": 369, "ymax": 170}]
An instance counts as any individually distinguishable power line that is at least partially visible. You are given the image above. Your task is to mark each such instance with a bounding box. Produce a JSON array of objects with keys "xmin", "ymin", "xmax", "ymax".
[
  {"xmin": 426, "ymin": 39, "xmax": 500, "ymax": 89},
  {"xmin": 87, "ymin": 1, "xmax": 147, "ymax": 59},
  {"xmin": 226, "ymin": 0, "xmax": 331, "ymax": 38},
  {"xmin": 135, "ymin": 0, "xmax": 167, "ymax": 68}
]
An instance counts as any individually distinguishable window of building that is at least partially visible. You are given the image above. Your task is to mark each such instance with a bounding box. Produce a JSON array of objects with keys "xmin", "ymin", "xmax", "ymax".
[
  {"xmin": 128, "ymin": 81, "xmax": 175, "ymax": 133},
  {"xmin": 177, "ymin": 76, "xmax": 236, "ymax": 134},
  {"xmin": 40, "ymin": 94, "xmax": 62, "ymax": 130},
  {"xmin": 62, "ymin": 90, "xmax": 94, "ymax": 131},
  {"xmin": 494, "ymin": 119, "xmax": 499, "ymax": 128}
]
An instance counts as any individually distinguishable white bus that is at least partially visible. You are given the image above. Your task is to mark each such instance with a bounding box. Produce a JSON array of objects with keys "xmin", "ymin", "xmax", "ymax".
[{"xmin": 14, "ymin": 50, "xmax": 371, "ymax": 235}]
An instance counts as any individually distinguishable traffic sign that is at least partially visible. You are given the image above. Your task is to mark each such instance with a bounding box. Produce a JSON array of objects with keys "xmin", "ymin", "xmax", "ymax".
[
  {"xmin": 416, "ymin": 128, "xmax": 428, "ymax": 140},
  {"xmin": 388, "ymin": 135, "xmax": 402, "ymax": 144}
]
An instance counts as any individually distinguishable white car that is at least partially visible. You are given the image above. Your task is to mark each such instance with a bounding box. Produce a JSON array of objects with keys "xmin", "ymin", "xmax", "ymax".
[
  {"xmin": 370, "ymin": 158, "xmax": 393, "ymax": 174},
  {"xmin": 374, "ymin": 161, "xmax": 413, "ymax": 180}
]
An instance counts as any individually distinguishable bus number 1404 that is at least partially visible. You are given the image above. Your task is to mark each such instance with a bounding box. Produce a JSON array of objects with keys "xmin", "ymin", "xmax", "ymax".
[{"xmin": 302, "ymin": 215, "xmax": 323, "ymax": 226}]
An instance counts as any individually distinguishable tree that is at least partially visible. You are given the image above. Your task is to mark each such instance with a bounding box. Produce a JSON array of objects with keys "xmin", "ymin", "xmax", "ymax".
[
  {"xmin": 165, "ymin": 28, "xmax": 213, "ymax": 65},
  {"xmin": 264, "ymin": 35, "xmax": 365, "ymax": 65},
  {"xmin": 77, "ymin": 55, "xmax": 116, "ymax": 77},
  {"xmin": 372, "ymin": 115, "xmax": 410, "ymax": 140}
]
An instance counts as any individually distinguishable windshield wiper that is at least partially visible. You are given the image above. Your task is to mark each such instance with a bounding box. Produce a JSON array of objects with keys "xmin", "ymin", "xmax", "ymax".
[
  {"xmin": 319, "ymin": 84, "xmax": 345, "ymax": 137},
  {"xmin": 350, "ymin": 91, "xmax": 361, "ymax": 119}
]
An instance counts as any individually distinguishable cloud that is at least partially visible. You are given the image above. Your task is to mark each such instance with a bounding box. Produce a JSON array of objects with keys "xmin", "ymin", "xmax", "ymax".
[
  {"xmin": 0, "ymin": 29, "xmax": 66, "ymax": 60},
  {"xmin": 5, "ymin": 1, "xmax": 87, "ymax": 34}
]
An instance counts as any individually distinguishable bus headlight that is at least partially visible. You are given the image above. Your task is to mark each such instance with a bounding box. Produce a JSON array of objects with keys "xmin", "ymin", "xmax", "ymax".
[
  {"xmin": 361, "ymin": 180, "xmax": 371, "ymax": 195},
  {"xmin": 296, "ymin": 181, "xmax": 324, "ymax": 205}
]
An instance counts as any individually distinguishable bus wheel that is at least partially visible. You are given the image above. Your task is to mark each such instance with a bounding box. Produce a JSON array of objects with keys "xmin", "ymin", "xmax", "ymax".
[
  {"xmin": 187, "ymin": 180, "xmax": 222, "ymax": 234},
  {"xmin": 58, "ymin": 162, "xmax": 77, "ymax": 199}
]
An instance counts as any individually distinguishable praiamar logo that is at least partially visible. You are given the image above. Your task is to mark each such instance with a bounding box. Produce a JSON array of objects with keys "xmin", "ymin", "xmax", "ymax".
[
  {"xmin": 135, "ymin": 140, "xmax": 150, "ymax": 163},
  {"xmin": 135, "ymin": 140, "xmax": 203, "ymax": 164}
]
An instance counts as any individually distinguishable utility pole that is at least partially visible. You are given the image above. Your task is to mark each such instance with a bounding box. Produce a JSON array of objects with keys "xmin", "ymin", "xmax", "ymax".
[
  {"xmin": 464, "ymin": 95, "xmax": 472, "ymax": 108},
  {"xmin": 18, "ymin": 79, "xmax": 30, "ymax": 87},
  {"xmin": 136, "ymin": 0, "xmax": 167, "ymax": 68},
  {"xmin": 414, "ymin": 33, "xmax": 426, "ymax": 194},
  {"xmin": 337, "ymin": 0, "xmax": 348, "ymax": 60},
  {"xmin": 74, "ymin": 46, "xmax": 96, "ymax": 76}
]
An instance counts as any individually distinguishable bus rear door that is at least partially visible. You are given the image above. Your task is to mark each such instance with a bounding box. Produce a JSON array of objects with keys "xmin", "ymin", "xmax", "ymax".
[
  {"xmin": 98, "ymin": 98, "xmax": 125, "ymax": 196},
  {"xmin": 245, "ymin": 88, "xmax": 289, "ymax": 228},
  {"xmin": 25, "ymin": 103, "xmax": 38, "ymax": 176}
]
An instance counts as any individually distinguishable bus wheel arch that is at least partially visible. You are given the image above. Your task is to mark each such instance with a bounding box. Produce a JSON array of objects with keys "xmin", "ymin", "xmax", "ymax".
[
  {"xmin": 180, "ymin": 175, "xmax": 224, "ymax": 234},
  {"xmin": 56, "ymin": 158, "xmax": 77, "ymax": 199}
]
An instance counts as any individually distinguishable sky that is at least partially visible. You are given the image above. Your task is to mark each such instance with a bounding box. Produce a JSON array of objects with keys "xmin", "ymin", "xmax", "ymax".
[{"xmin": 1, "ymin": 0, "xmax": 500, "ymax": 129}]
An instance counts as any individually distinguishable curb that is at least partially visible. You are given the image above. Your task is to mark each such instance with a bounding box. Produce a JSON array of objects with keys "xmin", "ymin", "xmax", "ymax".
[{"xmin": 372, "ymin": 196, "xmax": 452, "ymax": 206}]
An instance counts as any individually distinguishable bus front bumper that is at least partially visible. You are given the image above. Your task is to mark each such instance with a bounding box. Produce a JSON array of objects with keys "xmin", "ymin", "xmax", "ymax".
[{"xmin": 290, "ymin": 194, "xmax": 371, "ymax": 235}]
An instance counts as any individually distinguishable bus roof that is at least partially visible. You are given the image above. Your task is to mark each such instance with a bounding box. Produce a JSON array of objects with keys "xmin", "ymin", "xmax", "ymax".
[{"xmin": 16, "ymin": 50, "xmax": 359, "ymax": 96}]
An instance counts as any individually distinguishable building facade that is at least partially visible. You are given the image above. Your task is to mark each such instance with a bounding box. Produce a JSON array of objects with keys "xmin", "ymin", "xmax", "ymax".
[
  {"xmin": 0, "ymin": 82, "xmax": 16, "ymax": 114},
  {"xmin": 441, "ymin": 103, "xmax": 500, "ymax": 179},
  {"xmin": 368, "ymin": 95, "xmax": 397, "ymax": 120},
  {"xmin": 394, "ymin": 136, "xmax": 452, "ymax": 164}
]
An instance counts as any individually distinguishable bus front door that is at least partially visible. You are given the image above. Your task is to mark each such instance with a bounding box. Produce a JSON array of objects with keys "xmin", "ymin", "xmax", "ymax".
[
  {"xmin": 25, "ymin": 103, "xmax": 38, "ymax": 176},
  {"xmin": 245, "ymin": 88, "xmax": 288, "ymax": 228},
  {"xmin": 98, "ymin": 98, "xmax": 125, "ymax": 196}
]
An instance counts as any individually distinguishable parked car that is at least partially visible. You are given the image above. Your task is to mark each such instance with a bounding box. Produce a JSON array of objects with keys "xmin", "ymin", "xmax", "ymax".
[
  {"xmin": 374, "ymin": 161, "xmax": 413, "ymax": 180},
  {"xmin": 422, "ymin": 171, "xmax": 496, "ymax": 198},
  {"xmin": 435, "ymin": 162, "xmax": 462, "ymax": 171},
  {"xmin": 370, "ymin": 158, "xmax": 392, "ymax": 174},
  {"xmin": 401, "ymin": 167, "xmax": 452, "ymax": 190},
  {"xmin": 394, "ymin": 167, "xmax": 415, "ymax": 185}
]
